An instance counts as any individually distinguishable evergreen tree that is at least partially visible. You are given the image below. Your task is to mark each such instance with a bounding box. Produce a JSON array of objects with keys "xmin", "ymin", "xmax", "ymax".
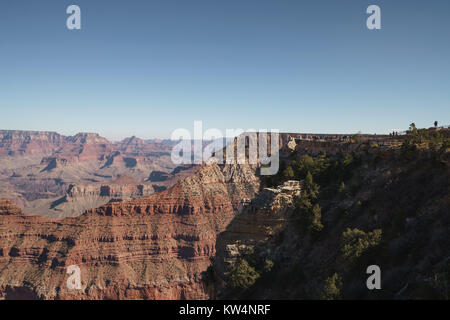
[
  {"xmin": 282, "ymin": 166, "xmax": 295, "ymax": 180},
  {"xmin": 303, "ymin": 171, "xmax": 319, "ymax": 200},
  {"xmin": 321, "ymin": 273, "xmax": 343, "ymax": 300},
  {"xmin": 230, "ymin": 259, "xmax": 260, "ymax": 291},
  {"xmin": 309, "ymin": 204, "xmax": 324, "ymax": 232}
]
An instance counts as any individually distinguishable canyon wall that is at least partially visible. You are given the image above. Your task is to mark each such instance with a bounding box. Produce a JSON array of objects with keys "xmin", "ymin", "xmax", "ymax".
[
  {"xmin": 0, "ymin": 130, "xmax": 180, "ymax": 218},
  {"xmin": 0, "ymin": 163, "xmax": 259, "ymax": 300}
]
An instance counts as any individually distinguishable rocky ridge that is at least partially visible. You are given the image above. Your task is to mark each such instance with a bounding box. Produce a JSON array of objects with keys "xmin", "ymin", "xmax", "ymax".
[{"xmin": 0, "ymin": 130, "xmax": 180, "ymax": 218}]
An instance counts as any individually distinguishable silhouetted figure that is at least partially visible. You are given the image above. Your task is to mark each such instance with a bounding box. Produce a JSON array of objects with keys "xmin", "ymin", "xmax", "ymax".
[{"xmin": 434, "ymin": 121, "xmax": 438, "ymax": 127}]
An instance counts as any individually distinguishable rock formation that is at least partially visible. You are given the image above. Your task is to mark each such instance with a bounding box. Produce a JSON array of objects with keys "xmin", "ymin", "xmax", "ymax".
[
  {"xmin": 213, "ymin": 181, "xmax": 301, "ymax": 297},
  {"xmin": 0, "ymin": 130, "xmax": 180, "ymax": 218},
  {"xmin": 0, "ymin": 162, "xmax": 259, "ymax": 299},
  {"xmin": 0, "ymin": 200, "xmax": 22, "ymax": 215},
  {"xmin": 2, "ymin": 128, "xmax": 447, "ymax": 300},
  {"xmin": 0, "ymin": 130, "xmax": 65, "ymax": 156}
]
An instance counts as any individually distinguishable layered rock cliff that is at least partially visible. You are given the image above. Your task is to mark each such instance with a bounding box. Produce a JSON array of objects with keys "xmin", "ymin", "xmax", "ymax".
[
  {"xmin": 0, "ymin": 130, "xmax": 174, "ymax": 163},
  {"xmin": 0, "ymin": 130, "xmax": 179, "ymax": 218},
  {"xmin": 0, "ymin": 162, "xmax": 259, "ymax": 300},
  {"xmin": 28, "ymin": 176, "xmax": 156, "ymax": 219},
  {"xmin": 0, "ymin": 200, "xmax": 22, "ymax": 215},
  {"xmin": 0, "ymin": 130, "xmax": 65, "ymax": 156},
  {"xmin": 213, "ymin": 181, "xmax": 301, "ymax": 298}
]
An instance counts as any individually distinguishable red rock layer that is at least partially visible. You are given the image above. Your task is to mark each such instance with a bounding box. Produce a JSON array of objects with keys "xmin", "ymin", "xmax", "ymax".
[
  {"xmin": 0, "ymin": 130, "xmax": 173, "ymax": 163},
  {"xmin": 0, "ymin": 130, "xmax": 65, "ymax": 156},
  {"xmin": 0, "ymin": 163, "xmax": 251, "ymax": 300},
  {"xmin": 0, "ymin": 200, "xmax": 22, "ymax": 215}
]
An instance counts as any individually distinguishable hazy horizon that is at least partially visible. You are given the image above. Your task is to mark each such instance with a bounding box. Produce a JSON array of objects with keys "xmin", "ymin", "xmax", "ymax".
[{"xmin": 1, "ymin": 126, "xmax": 413, "ymax": 141}]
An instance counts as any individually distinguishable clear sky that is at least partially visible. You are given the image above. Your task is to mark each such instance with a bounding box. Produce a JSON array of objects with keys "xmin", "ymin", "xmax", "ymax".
[{"xmin": 1, "ymin": 0, "xmax": 449, "ymax": 140}]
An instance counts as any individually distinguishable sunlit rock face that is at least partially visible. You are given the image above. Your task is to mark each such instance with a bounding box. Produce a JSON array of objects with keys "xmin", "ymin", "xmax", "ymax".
[{"xmin": 0, "ymin": 162, "xmax": 260, "ymax": 300}]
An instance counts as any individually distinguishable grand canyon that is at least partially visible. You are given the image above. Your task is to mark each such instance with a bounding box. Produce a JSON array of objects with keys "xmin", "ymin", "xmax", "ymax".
[
  {"xmin": 0, "ymin": 127, "xmax": 448, "ymax": 300},
  {"xmin": 2, "ymin": 0, "xmax": 449, "ymax": 306}
]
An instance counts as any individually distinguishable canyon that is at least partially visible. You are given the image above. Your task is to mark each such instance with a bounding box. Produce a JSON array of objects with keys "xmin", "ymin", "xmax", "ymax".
[
  {"xmin": 0, "ymin": 128, "xmax": 448, "ymax": 299},
  {"xmin": 0, "ymin": 161, "xmax": 259, "ymax": 299},
  {"xmin": 0, "ymin": 130, "xmax": 186, "ymax": 218}
]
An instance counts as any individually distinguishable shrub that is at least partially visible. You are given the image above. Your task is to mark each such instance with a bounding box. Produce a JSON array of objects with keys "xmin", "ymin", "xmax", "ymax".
[
  {"xmin": 309, "ymin": 204, "xmax": 324, "ymax": 233},
  {"xmin": 338, "ymin": 181, "xmax": 346, "ymax": 194},
  {"xmin": 442, "ymin": 138, "xmax": 450, "ymax": 150},
  {"xmin": 282, "ymin": 166, "xmax": 295, "ymax": 180},
  {"xmin": 296, "ymin": 201, "xmax": 323, "ymax": 233},
  {"xmin": 264, "ymin": 259, "xmax": 275, "ymax": 273},
  {"xmin": 429, "ymin": 132, "xmax": 442, "ymax": 149},
  {"xmin": 230, "ymin": 259, "xmax": 260, "ymax": 290},
  {"xmin": 295, "ymin": 173, "xmax": 323, "ymax": 233},
  {"xmin": 293, "ymin": 155, "xmax": 316, "ymax": 178},
  {"xmin": 292, "ymin": 154, "xmax": 332, "ymax": 181},
  {"xmin": 321, "ymin": 273, "xmax": 343, "ymax": 300},
  {"xmin": 303, "ymin": 171, "xmax": 319, "ymax": 200},
  {"xmin": 341, "ymin": 228, "xmax": 382, "ymax": 262},
  {"xmin": 343, "ymin": 153, "xmax": 354, "ymax": 167}
]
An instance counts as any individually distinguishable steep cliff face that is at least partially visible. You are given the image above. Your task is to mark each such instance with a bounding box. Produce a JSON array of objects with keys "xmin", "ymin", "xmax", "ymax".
[
  {"xmin": 86, "ymin": 164, "xmax": 234, "ymax": 217},
  {"xmin": 0, "ymin": 131, "xmax": 119, "ymax": 160},
  {"xmin": 0, "ymin": 130, "xmax": 65, "ymax": 156},
  {"xmin": 66, "ymin": 176, "xmax": 153, "ymax": 200},
  {"xmin": 213, "ymin": 181, "xmax": 301, "ymax": 297},
  {"xmin": 222, "ymin": 163, "xmax": 260, "ymax": 209},
  {"xmin": 118, "ymin": 136, "xmax": 173, "ymax": 156},
  {"xmin": 0, "ymin": 200, "xmax": 22, "ymax": 215},
  {"xmin": 0, "ymin": 163, "xmax": 259, "ymax": 300},
  {"xmin": 27, "ymin": 176, "xmax": 156, "ymax": 219},
  {"xmin": 51, "ymin": 133, "xmax": 112, "ymax": 163}
]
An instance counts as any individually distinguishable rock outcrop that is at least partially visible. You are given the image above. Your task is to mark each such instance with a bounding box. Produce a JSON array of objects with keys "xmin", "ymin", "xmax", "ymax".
[
  {"xmin": 0, "ymin": 130, "xmax": 65, "ymax": 156},
  {"xmin": 29, "ymin": 176, "xmax": 157, "ymax": 219},
  {"xmin": 213, "ymin": 180, "xmax": 301, "ymax": 297},
  {"xmin": 66, "ymin": 175, "xmax": 153, "ymax": 200},
  {"xmin": 0, "ymin": 200, "xmax": 22, "ymax": 215}
]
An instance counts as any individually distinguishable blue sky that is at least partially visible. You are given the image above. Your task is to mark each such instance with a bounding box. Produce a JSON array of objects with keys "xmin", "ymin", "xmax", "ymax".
[{"xmin": 0, "ymin": 0, "xmax": 449, "ymax": 139}]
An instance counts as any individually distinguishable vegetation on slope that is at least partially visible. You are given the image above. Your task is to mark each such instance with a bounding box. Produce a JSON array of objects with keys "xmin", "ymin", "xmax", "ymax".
[{"xmin": 214, "ymin": 126, "xmax": 450, "ymax": 300}]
